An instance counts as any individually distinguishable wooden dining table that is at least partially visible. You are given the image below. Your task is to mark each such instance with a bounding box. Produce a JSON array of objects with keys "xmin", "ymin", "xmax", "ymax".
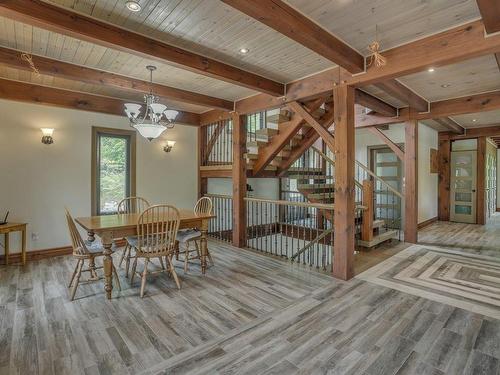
[{"xmin": 75, "ymin": 209, "xmax": 215, "ymax": 299}]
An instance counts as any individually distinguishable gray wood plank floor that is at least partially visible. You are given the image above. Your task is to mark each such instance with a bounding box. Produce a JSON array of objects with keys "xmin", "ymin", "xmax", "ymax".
[{"xmin": 1, "ymin": 237, "xmax": 500, "ymax": 374}]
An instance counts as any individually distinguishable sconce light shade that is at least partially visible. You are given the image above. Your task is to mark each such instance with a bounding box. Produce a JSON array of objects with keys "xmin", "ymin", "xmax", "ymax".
[
  {"xmin": 41, "ymin": 128, "xmax": 54, "ymax": 145},
  {"xmin": 163, "ymin": 140, "xmax": 176, "ymax": 153}
]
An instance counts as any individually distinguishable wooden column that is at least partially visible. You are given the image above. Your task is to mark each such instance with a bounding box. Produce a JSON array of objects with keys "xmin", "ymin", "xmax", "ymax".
[
  {"xmin": 361, "ymin": 179, "xmax": 374, "ymax": 242},
  {"xmin": 197, "ymin": 126, "xmax": 207, "ymax": 198},
  {"xmin": 437, "ymin": 134, "xmax": 451, "ymax": 221},
  {"xmin": 404, "ymin": 119, "xmax": 418, "ymax": 243},
  {"xmin": 477, "ymin": 136, "xmax": 486, "ymax": 225},
  {"xmin": 232, "ymin": 113, "xmax": 247, "ymax": 247},
  {"xmin": 332, "ymin": 84, "xmax": 356, "ymax": 280}
]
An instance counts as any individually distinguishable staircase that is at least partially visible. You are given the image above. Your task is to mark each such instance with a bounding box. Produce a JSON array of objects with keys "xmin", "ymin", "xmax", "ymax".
[{"xmin": 243, "ymin": 108, "xmax": 401, "ymax": 249}]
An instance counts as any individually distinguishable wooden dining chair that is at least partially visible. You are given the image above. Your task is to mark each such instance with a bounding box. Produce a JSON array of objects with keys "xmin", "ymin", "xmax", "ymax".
[
  {"xmin": 117, "ymin": 196, "xmax": 150, "ymax": 277},
  {"xmin": 130, "ymin": 205, "xmax": 181, "ymax": 297},
  {"xmin": 176, "ymin": 197, "xmax": 214, "ymax": 273},
  {"xmin": 65, "ymin": 208, "xmax": 121, "ymax": 301}
]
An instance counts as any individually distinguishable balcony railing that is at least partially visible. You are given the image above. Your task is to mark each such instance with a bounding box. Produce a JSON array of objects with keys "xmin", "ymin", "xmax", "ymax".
[{"xmin": 200, "ymin": 119, "xmax": 233, "ymax": 166}]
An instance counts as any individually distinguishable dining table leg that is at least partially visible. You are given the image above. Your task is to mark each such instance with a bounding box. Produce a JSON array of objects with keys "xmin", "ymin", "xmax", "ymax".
[
  {"xmin": 101, "ymin": 231, "xmax": 114, "ymax": 300},
  {"xmin": 200, "ymin": 219, "xmax": 209, "ymax": 274}
]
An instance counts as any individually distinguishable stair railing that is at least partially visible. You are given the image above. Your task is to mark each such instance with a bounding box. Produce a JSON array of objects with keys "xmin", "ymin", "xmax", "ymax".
[{"xmin": 200, "ymin": 119, "xmax": 233, "ymax": 166}]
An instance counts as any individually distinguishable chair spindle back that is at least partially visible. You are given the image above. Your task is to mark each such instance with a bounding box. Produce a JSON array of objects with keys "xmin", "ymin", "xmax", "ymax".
[
  {"xmin": 117, "ymin": 197, "xmax": 150, "ymax": 214},
  {"xmin": 136, "ymin": 205, "xmax": 180, "ymax": 258},
  {"xmin": 65, "ymin": 209, "xmax": 89, "ymax": 256},
  {"xmin": 194, "ymin": 197, "xmax": 212, "ymax": 215}
]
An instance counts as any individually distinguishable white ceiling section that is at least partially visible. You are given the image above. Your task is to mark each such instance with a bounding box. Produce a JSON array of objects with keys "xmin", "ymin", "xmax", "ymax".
[
  {"xmin": 452, "ymin": 109, "xmax": 500, "ymax": 128},
  {"xmin": 0, "ymin": 0, "xmax": 496, "ymax": 119}
]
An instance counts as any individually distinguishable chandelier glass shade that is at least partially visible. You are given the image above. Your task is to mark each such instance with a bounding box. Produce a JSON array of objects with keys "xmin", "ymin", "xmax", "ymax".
[{"xmin": 124, "ymin": 66, "xmax": 179, "ymax": 141}]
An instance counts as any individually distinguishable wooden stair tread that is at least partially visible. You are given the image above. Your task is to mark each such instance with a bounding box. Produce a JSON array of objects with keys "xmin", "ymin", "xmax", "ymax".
[{"xmin": 357, "ymin": 229, "xmax": 398, "ymax": 248}]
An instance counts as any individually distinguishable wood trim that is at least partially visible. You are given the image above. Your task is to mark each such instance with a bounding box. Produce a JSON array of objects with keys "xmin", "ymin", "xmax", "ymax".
[
  {"xmin": 232, "ymin": 113, "xmax": 247, "ymax": 247},
  {"xmin": 477, "ymin": 136, "xmax": 487, "ymax": 225},
  {"xmin": 0, "ymin": 78, "xmax": 200, "ymax": 126},
  {"xmin": 332, "ymin": 84, "xmax": 356, "ymax": 281},
  {"xmin": 91, "ymin": 126, "xmax": 137, "ymax": 216},
  {"xmin": 0, "ymin": 46, "xmax": 233, "ymax": 111},
  {"xmin": 438, "ymin": 136, "xmax": 451, "ymax": 221},
  {"xmin": 367, "ymin": 128, "xmax": 405, "ymax": 160},
  {"xmin": 220, "ymin": 0, "xmax": 364, "ymax": 73},
  {"xmin": 404, "ymin": 118, "xmax": 418, "ymax": 244},
  {"xmin": 374, "ymin": 80, "xmax": 428, "ymax": 112},
  {"xmin": 440, "ymin": 124, "xmax": 500, "ymax": 140},
  {"xmin": 497, "ymin": 207, "xmax": 500, "ymax": 212},
  {"xmin": 417, "ymin": 216, "xmax": 438, "ymax": 230},
  {"xmin": 0, "ymin": 0, "xmax": 284, "ymax": 96},
  {"xmin": 200, "ymin": 110, "xmax": 233, "ymax": 126}
]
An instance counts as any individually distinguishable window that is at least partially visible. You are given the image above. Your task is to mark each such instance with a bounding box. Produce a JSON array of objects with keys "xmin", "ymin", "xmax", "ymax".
[{"xmin": 92, "ymin": 127, "xmax": 136, "ymax": 215}]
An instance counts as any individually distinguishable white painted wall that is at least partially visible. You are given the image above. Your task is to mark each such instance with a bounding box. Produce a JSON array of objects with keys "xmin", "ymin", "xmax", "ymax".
[
  {"xmin": 0, "ymin": 99, "xmax": 198, "ymax": 253},
  {"xmin": 355, "ymin": 122, "xmax": 439, "ymax": 224},
  {"xmin": 207, "ymin": 178, "xmax": 280, "ymax": 199}
]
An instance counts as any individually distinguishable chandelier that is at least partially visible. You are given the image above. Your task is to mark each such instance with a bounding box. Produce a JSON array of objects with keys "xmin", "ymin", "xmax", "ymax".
[{"xmin": 124, "ymin": 65, "xmax": 179, "ymax": 141}]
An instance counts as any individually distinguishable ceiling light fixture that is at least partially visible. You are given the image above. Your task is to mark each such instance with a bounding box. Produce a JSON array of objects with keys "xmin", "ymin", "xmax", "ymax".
[
  {"xmin": 126, "ymin": 1, "xmax": 141, "ymax": 12},
  {"xmin": 428, "ymin": 67, "xmax": 435, "ymax": 72},
  {"xmin": 441, "ymin": 84, "xmax": 451, "ymax": 88},
  {"xmin": 124, "ymin": 66, "xmax": 179, "ymax": 141},
  {"xmin": 239, "ymin": 48, "xmax": 249, "ymax": 54},
  {"xmin": 472, "ymin": 119, "xmax": 477, "ymax": 122}
]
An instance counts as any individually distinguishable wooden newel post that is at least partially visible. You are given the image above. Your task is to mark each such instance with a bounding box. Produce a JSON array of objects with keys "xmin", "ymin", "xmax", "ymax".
[
  {"xmin": 361, "ymin": 179, "xmax": 374, "ymax": 242},
  {"xmin": 232, "ymin": 112, "xmax": 247, "ymax": 247},
  {"xmin": 404, "ymin": 119, "xmax": 418, "ymax": 243},
  {"xmin": 332, "ymin": 84, "xmax": 356, "ymax": 280}
]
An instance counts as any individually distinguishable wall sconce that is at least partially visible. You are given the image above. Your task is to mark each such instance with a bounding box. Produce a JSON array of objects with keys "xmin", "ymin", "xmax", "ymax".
[
  {"xmin": 41, "ymin": 128, "xmax": 54, "ymax": 145},
  {"xmin": 163, "ymin": 140, "xmax": 176, "ymax": 153}
]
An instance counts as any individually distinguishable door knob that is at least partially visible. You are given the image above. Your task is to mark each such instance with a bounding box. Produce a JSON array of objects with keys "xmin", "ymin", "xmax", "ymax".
[{"xmin": 472, "ymin": 189, "xmax": 476, "ymax": 192}]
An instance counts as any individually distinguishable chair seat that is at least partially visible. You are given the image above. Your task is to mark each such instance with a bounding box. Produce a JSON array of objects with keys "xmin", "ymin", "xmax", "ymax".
[
  {"xmin": 80, "ymin": 240, "xmax": 117, "ymax": 255},
  {"xmin": 125, "ymin": 235, "xmax": 138, "ymax": 247},
  {"xmin": 176, "ymin": 229, "xmax": 201, "ymax": 243}
]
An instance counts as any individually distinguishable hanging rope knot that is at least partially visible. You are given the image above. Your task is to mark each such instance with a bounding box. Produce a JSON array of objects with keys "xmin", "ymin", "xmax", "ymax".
[
  {"xmin": 20, "ymin": 53, "xmax": 40, "ymax": 77},
  {"xmin": 367, "ymin": 40, "xmax": 386, "ymax": 68}
]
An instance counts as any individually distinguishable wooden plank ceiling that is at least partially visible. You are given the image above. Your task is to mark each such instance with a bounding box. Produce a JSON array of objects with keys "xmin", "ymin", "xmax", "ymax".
[{"xmin": 0, "ymin": 0, "xmax": 498, "ymax": 128}]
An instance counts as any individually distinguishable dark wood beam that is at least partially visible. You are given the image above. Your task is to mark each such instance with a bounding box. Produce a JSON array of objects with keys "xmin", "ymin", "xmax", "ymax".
[
  {"xmin": 0, "ymin": 46, "xmax": 234, "ymax": 111},
  {"xmin": 332, "ymin": 84, "xmax": 356, "ymax": 280},
  {"xmin": 355, "ymin": 90, "xmax": 397, "ymax": 117},
  {"xmin": 433, "ymin": 117, "xmax": 465, "ymax": 134},
  {"xmin": 220, "ymin": 0, "xmax": 364, "ymax": 74},
  {"xmin": 367, "ymin": 128, "xmax": 404, "ymax": 160},
  {"xmin": 374, "ymin": 80, "xmax": 428, "ymax": 112},
  {"xmin": 288, "ymin": 101, "xmax": 335, "ymax": 152},
  {"xmin": 476, "ymin": 0, "xmax": 500, "ymax": 34},
  {"xmin": 437, "ymin": 135, "xmax": 451, "ymax": 221},
  {"xmin": 477, "ymin": 136, "xmax": 487, "ymax": 224},
  {"xmin": 0, "ymin": 78, "xmax": 200, "ymax": 125},
  {"xmin": 404, "ymin": 118, "xmax": 418, "ymax": 244},
  {"xmin": 200, "ymin": 110, "xmax": 233, "ymax": 126},
  {"xmin": 345, "ymin": 20, "xmax": 500, "ymax": 87},
  {"xmin": 0, "ymin": 0, "xmax": 284, "ymax": 96},
  {"xmin": 232, "ymin": 113, "xmax": 247, "ymax": 247},
  {"xmin": 440, "ymin": 124, "xmax": 500, "ymax": 139}
]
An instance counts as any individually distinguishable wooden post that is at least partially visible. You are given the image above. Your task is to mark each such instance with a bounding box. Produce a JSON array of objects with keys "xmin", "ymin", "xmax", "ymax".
[
  {"xmin": 332, "ymin": 84, "xmax": 355, "ymax": 280},
  {"xmin": 316, "ymin": 140, "xmax": 326, "ymax": 229},
  {"xmin": 404, "ymin": 119, "xmax": 418, "ymax": 243},
  {"xmin": 477, "ymin": 136, "xmax": 486, "ymax": 225},
  {"xmin": 438, "ymin": 134, "xmax": 451, "ymax": 221},
  {"xmin": 232, "ymin": 112, "xmax": 247, "ymax": 247},
  {"xmin": 197, "ymin": 126, "xmax": 207, "ymax": 198},
  {"xmin": 361, "ymin": 179, "xmax": 374, "ymax": 242}
]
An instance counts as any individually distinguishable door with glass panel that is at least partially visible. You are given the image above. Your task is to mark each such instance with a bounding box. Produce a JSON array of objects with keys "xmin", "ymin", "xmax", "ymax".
[
  {"xmin": 450, "ymin": 151, "xmax": 477, "ymax": 223},
  {"xmin": 370, "ymin": 147, "xmax": 403, "ymax": 229}
]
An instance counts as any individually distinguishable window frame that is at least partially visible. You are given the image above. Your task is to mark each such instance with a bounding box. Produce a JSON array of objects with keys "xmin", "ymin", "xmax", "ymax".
[{"xmin": 91, "ymin": 126, "xmax": 136, "ymax": 216}]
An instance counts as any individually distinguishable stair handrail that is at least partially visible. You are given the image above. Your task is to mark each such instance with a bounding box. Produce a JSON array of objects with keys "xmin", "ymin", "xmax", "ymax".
[
  {"xmin": 310, "ymin": 146, "xmax": 362, "ymax": 190},
  {"xmin": 311, "ymin": 146, "xmax": 404, "ymax": 199},
  {"xmin": 244, "ymin": 197, "xmax": 366, "ymax": 211}
]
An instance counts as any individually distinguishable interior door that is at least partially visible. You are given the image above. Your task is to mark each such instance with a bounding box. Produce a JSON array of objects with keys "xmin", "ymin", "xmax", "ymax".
[{"xmin": 450, "ymin": 150, "xmax": 477, "ymax": 223}]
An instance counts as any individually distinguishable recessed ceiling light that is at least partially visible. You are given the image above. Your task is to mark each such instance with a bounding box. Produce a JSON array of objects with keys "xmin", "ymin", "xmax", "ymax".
[
  {"xmin": 472, "ymin": 119, "xmax": 477, "ymax": 122},
  {"xmin": 239, "ymin": 48, "xmax": 249, "ymax": 54},
  {"xmin": 441, "ymin": 84, "xmax": 451, "ymax": 88},
  {"xmin": 428, "ymin": 67, "xmax": 435, "ymax": 72},
  {"xmin": 126, "ymin": 1, "xmax": 141, "ymax": 12}
]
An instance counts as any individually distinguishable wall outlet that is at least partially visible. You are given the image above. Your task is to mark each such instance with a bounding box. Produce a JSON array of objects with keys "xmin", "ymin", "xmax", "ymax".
[{"xmin": 31, "ymin": 232, "xmax": 39, "ymax": 241}]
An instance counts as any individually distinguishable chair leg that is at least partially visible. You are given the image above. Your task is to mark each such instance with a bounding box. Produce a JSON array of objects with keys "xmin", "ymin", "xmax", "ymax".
[
  {"xmin": 125, "ymin": 247, "xmax": 134, "ymax": 278},
  {"xmin": 159, "ymin": 256, "xmax": 165, "ymax": 270},
  {"xmin": 140, "ymin": 259, "xmax": 149, "ymax": 298},
  {"xmin": 70, "ymin": 259, "xmax": 84, "ymax": 301},
  {"xmin": 130, "ymin": 257, "xmax": 138, "ymax": 285},
  {"xmin": 68, "ymin": 259, "xmax": 81, "ymax": 288},
  {"xmin": 88, "ymin": 256, "xmax": 98, "ymax": 280},
  {"xmin": 184, "ymin": 242, "xmax": 189, "ymax": 273},
  {"xmin": 175, "ymin": 241, "xmax": 179, "ymax": 260},
  {"xmin": 119, "ymin": 243, "xmax": 129, "ymax": 268},
  {"xmin": 112, "ymin": 264, "xmax": 122, "ymax": 291},
  {"xmin": 168, "ymin": 256, "xmax": 181, "ymax": 290}
]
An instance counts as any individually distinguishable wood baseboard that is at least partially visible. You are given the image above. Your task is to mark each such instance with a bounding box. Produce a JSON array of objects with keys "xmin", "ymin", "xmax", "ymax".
[
  {"xmin": 497, "ymin": 207, "xmax": 500, "ymax": 212},
  {"xmin": 418, "ymin": 216, "xmax": 438, "ymax": 230},
  {"xmin": 0, "ymin": 239, "xmax": 127, "ymax": 265}
]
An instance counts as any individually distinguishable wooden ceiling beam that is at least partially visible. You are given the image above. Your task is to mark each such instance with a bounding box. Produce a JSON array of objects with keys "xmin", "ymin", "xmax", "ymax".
[
  {"xmin": 0, "ymin": 46, "xmax": 234, "ymax": 111},
  {"xmin": 0, "ymin": 0, "xmax": 284, "ymax": 96},
  {"xmin": 354, "ymin": 90, "xmax": 397, "ymax": 117},
  {"xmin": 220, "ymin": 0, "xmax": 364, "ymax": 74},
  {"xmin": 440, "ymin": 124, "xmax": 500, "ymax": 140},
  {"xmin": 374, "ymin": 80, "xmax": 428, "ymax": 112},
  {"xmin": 0, "ymin": 78, "xmax": 200, "ymax": 126},
  {"xmin": 433, "ymin": 117, "xmax": 465, "ymax": 134},
  {"xmin": 476, "ymin": 0, "xmax": 500, "ymax": 34},
  {"xmin": 346, "ymin": 20, "xmax": 500, "ymax": 87}
]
